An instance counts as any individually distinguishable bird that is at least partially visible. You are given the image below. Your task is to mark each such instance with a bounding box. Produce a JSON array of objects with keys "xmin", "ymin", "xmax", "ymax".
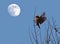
[{"xmin": 35, "ymin": 12, "xmax": 47, "ymax": 28}]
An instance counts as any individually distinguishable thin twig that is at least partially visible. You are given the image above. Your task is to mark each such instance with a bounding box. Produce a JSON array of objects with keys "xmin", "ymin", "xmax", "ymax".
[
  {"xmin": 28, "ymin": 27, "xmax": 34, "ymax": 44},
  {"xmin": 38, "ymin": 28, "xmax": 43, "ymax": 44},
  {"xmin": 47, "ymin": 19, "xmax": 56, "ymax": 44},
  {"xmin": 33, "ymin": 8, "xmax": 39, "ymax": 44},
  {"xmin": 46, "ymin": 21, "xmax": 50, "ymax": 44},
  {"xmin": 52, "ymin": 17, "xmax": 59, "ymax": 44}
]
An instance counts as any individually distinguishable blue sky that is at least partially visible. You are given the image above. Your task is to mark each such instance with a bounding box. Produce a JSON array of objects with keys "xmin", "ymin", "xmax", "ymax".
[{"xmin": 0, "ymin": 0, "xmax": 60, "ymax": 44}]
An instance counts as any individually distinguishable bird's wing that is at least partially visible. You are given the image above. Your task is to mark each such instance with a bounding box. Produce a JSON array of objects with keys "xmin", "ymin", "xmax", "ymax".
[
  {"xmin": 40, "ymin": 12, "xmax": 45, "ymax": 17},
  {"xmin": 39, "ymin": 12, "xmax": 47, "ymax": 24}
]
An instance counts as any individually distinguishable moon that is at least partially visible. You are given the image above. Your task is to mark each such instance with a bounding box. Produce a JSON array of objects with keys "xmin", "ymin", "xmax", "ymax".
[{"xmin": 8, "ymin": 4, "xmax": 21, "ymax": 17}]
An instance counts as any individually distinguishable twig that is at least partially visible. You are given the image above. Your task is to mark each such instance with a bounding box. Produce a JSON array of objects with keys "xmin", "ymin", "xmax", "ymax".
[
  {"xmin": 47, "ymin": 19, "xmax": 56, "ymax": 44},
  {"xmin": 38, "ymin": 28, "xmax": 43, "ymax": 44},
  {"xmin": 52, "ymin": 17, "xmax": 59, "ymax": 44},
  {"xmin": 33, "ymin": 8, "xmax": 39, "ymax": 44},
  {"xmin": 28, "ymin": 27, "xmax": 34, "ymax": 44},
  {"xmin": 46, "ymin": 21, "xmax": 50, "ymax": 44}
]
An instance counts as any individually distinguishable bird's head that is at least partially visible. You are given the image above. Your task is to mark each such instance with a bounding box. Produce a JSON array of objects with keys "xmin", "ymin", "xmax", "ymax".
[{"xmin": 36, "ymin": 16, "xmax": 39, "ymax": 18}]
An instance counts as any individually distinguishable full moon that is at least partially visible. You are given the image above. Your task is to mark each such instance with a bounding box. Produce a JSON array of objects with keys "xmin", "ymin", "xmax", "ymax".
[{"xmin": 8, "ymin": 4, "xmax": 21, "ymax": 17}]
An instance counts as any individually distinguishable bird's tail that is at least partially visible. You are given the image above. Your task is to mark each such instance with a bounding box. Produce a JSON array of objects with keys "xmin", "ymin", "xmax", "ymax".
[
  {"xmin": 38, "ymin": 26, "xmax": 40, "ymax": 28},
  {"xmin": 36, "ymin": 23, "xmax": 40, "ymax": 28},
  {"xmin": 38, "ymin": 25, "xmax": 40, "ymax": 28}
]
